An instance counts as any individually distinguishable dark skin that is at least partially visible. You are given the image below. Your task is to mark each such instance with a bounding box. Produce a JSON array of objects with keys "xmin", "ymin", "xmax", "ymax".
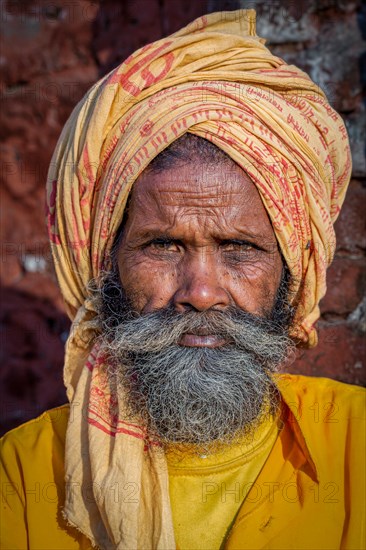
[{"xmin": 117, "ymin": 160, "xmax": 283, "ymax": 347}]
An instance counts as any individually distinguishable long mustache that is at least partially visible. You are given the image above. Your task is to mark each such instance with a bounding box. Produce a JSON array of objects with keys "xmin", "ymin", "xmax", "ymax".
[{"xmin": 103, "ymin": 306, "xmax": 291, "ymax": 366}]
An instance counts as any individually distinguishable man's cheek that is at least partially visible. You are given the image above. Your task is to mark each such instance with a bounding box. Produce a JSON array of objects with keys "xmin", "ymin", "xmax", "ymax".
[
  {"xmin": 228, "ymin": 261, "xmax": 277, "ymax": 303},
  {"xmin": 118, "ymin": 257, "xmax": 177, "ymax": 312},
  {"xmin": 142, "ymin": 269, "xmax": 178, "ymax": 312},
  {"xmin": 118, "ymin": 251, "xmax": 151, "ymax": 287}
]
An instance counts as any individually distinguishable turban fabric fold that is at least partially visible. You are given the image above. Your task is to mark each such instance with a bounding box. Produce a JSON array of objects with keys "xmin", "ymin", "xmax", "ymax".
[{"xmin": 46, "ymin": 10, "xmax": 351, "ymax": 549}]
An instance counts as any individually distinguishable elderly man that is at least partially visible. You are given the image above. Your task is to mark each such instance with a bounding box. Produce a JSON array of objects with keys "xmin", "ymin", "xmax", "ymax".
[{"xmin": 1, "ymin": 9, "xmax": 365, "ymax": 550}]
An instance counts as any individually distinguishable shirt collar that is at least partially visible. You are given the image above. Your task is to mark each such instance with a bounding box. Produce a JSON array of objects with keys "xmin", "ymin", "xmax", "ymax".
[{"xmin": 274, "ymin": 373, "xmax": 319, "ymax": 482}]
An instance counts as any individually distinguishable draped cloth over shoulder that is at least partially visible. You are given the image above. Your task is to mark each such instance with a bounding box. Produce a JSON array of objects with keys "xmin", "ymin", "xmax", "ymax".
[{"xmin": 46, "ymin": 10, "xmax": 352, "ymax": 549}]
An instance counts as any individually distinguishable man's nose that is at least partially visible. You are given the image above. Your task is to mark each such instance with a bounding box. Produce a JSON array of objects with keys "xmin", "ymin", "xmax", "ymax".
[{"xmin": 172, "ymin": 250, "xmax": 230, "ymax": 312}]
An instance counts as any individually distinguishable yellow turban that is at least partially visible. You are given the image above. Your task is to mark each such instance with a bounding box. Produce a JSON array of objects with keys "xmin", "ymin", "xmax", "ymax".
[{"xmin": 46, "ymin": 10, "xmax": 351, "ymax": 549}]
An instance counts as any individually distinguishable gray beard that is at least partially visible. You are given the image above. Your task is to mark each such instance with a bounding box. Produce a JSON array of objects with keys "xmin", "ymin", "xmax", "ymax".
[{"xmin": 95, "ymin": 268, "xmax": 295, "ymax": 450}]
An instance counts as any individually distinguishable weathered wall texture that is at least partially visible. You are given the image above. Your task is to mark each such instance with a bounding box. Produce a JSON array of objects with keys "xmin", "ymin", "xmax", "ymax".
[{"xmin": 1, "ymin": 0, "xmax": 365, "ymax": 434}]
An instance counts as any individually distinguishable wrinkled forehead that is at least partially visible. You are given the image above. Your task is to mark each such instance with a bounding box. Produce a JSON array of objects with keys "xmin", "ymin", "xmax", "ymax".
[
  {"xmin": 131, "ymin": 133, "xmax": 248, "ymax": 203},
  {"xmin": 121, "ymin": 156, "xmax": 278, "ymax": 245},
  {"xmin": 136, "ymin": 158, "xmax": 254, "ymax": 203}
]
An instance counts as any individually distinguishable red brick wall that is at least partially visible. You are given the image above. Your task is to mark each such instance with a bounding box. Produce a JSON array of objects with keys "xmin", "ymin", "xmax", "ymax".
[{"xmin": 1, "ymin": 0, "xmax": 365, "ymax": 434}]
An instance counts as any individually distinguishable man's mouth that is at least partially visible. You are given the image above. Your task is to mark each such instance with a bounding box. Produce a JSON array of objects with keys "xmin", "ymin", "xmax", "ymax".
[{"xmin": 178, "ymin": 331, "xmax": 228, "ymax": 348}]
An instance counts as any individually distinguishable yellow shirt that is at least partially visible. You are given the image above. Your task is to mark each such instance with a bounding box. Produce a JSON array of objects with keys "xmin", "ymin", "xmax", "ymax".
[
  {"xmin": 167, "ymin": 406, "xmax": 280, "ymax": 550},
  {"xmin": 1, "ymin": 375, "xmax": 365, "ymax": 549}
]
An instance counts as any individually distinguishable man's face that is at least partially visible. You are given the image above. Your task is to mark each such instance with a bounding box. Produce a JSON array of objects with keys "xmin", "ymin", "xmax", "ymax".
[
  {"xmin": 117, "ymin": 160, "xmax": 283, "ymax": 330},
  {"xmin": 100, "ymin": 158, "xmax": 293, "ymax": 450}
]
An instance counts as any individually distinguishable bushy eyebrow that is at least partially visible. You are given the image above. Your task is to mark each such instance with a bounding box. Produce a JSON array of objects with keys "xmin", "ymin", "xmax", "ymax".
[
  {"xmin": 131, "ymin": 228, "xmax": 174, "ymax": 243},
  {"xmin": 130, "ymin": 227, "xmax": 274, "ymax": 248}
]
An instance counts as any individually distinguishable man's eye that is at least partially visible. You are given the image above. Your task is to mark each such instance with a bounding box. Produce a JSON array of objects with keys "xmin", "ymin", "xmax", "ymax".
[
  {"xmin": 147, "ymin": 239, "xmax": 179, "ymax": 252},
  {"xmin": 221, "ymin": 240, "xmax": 255, "ymax": 252}
]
